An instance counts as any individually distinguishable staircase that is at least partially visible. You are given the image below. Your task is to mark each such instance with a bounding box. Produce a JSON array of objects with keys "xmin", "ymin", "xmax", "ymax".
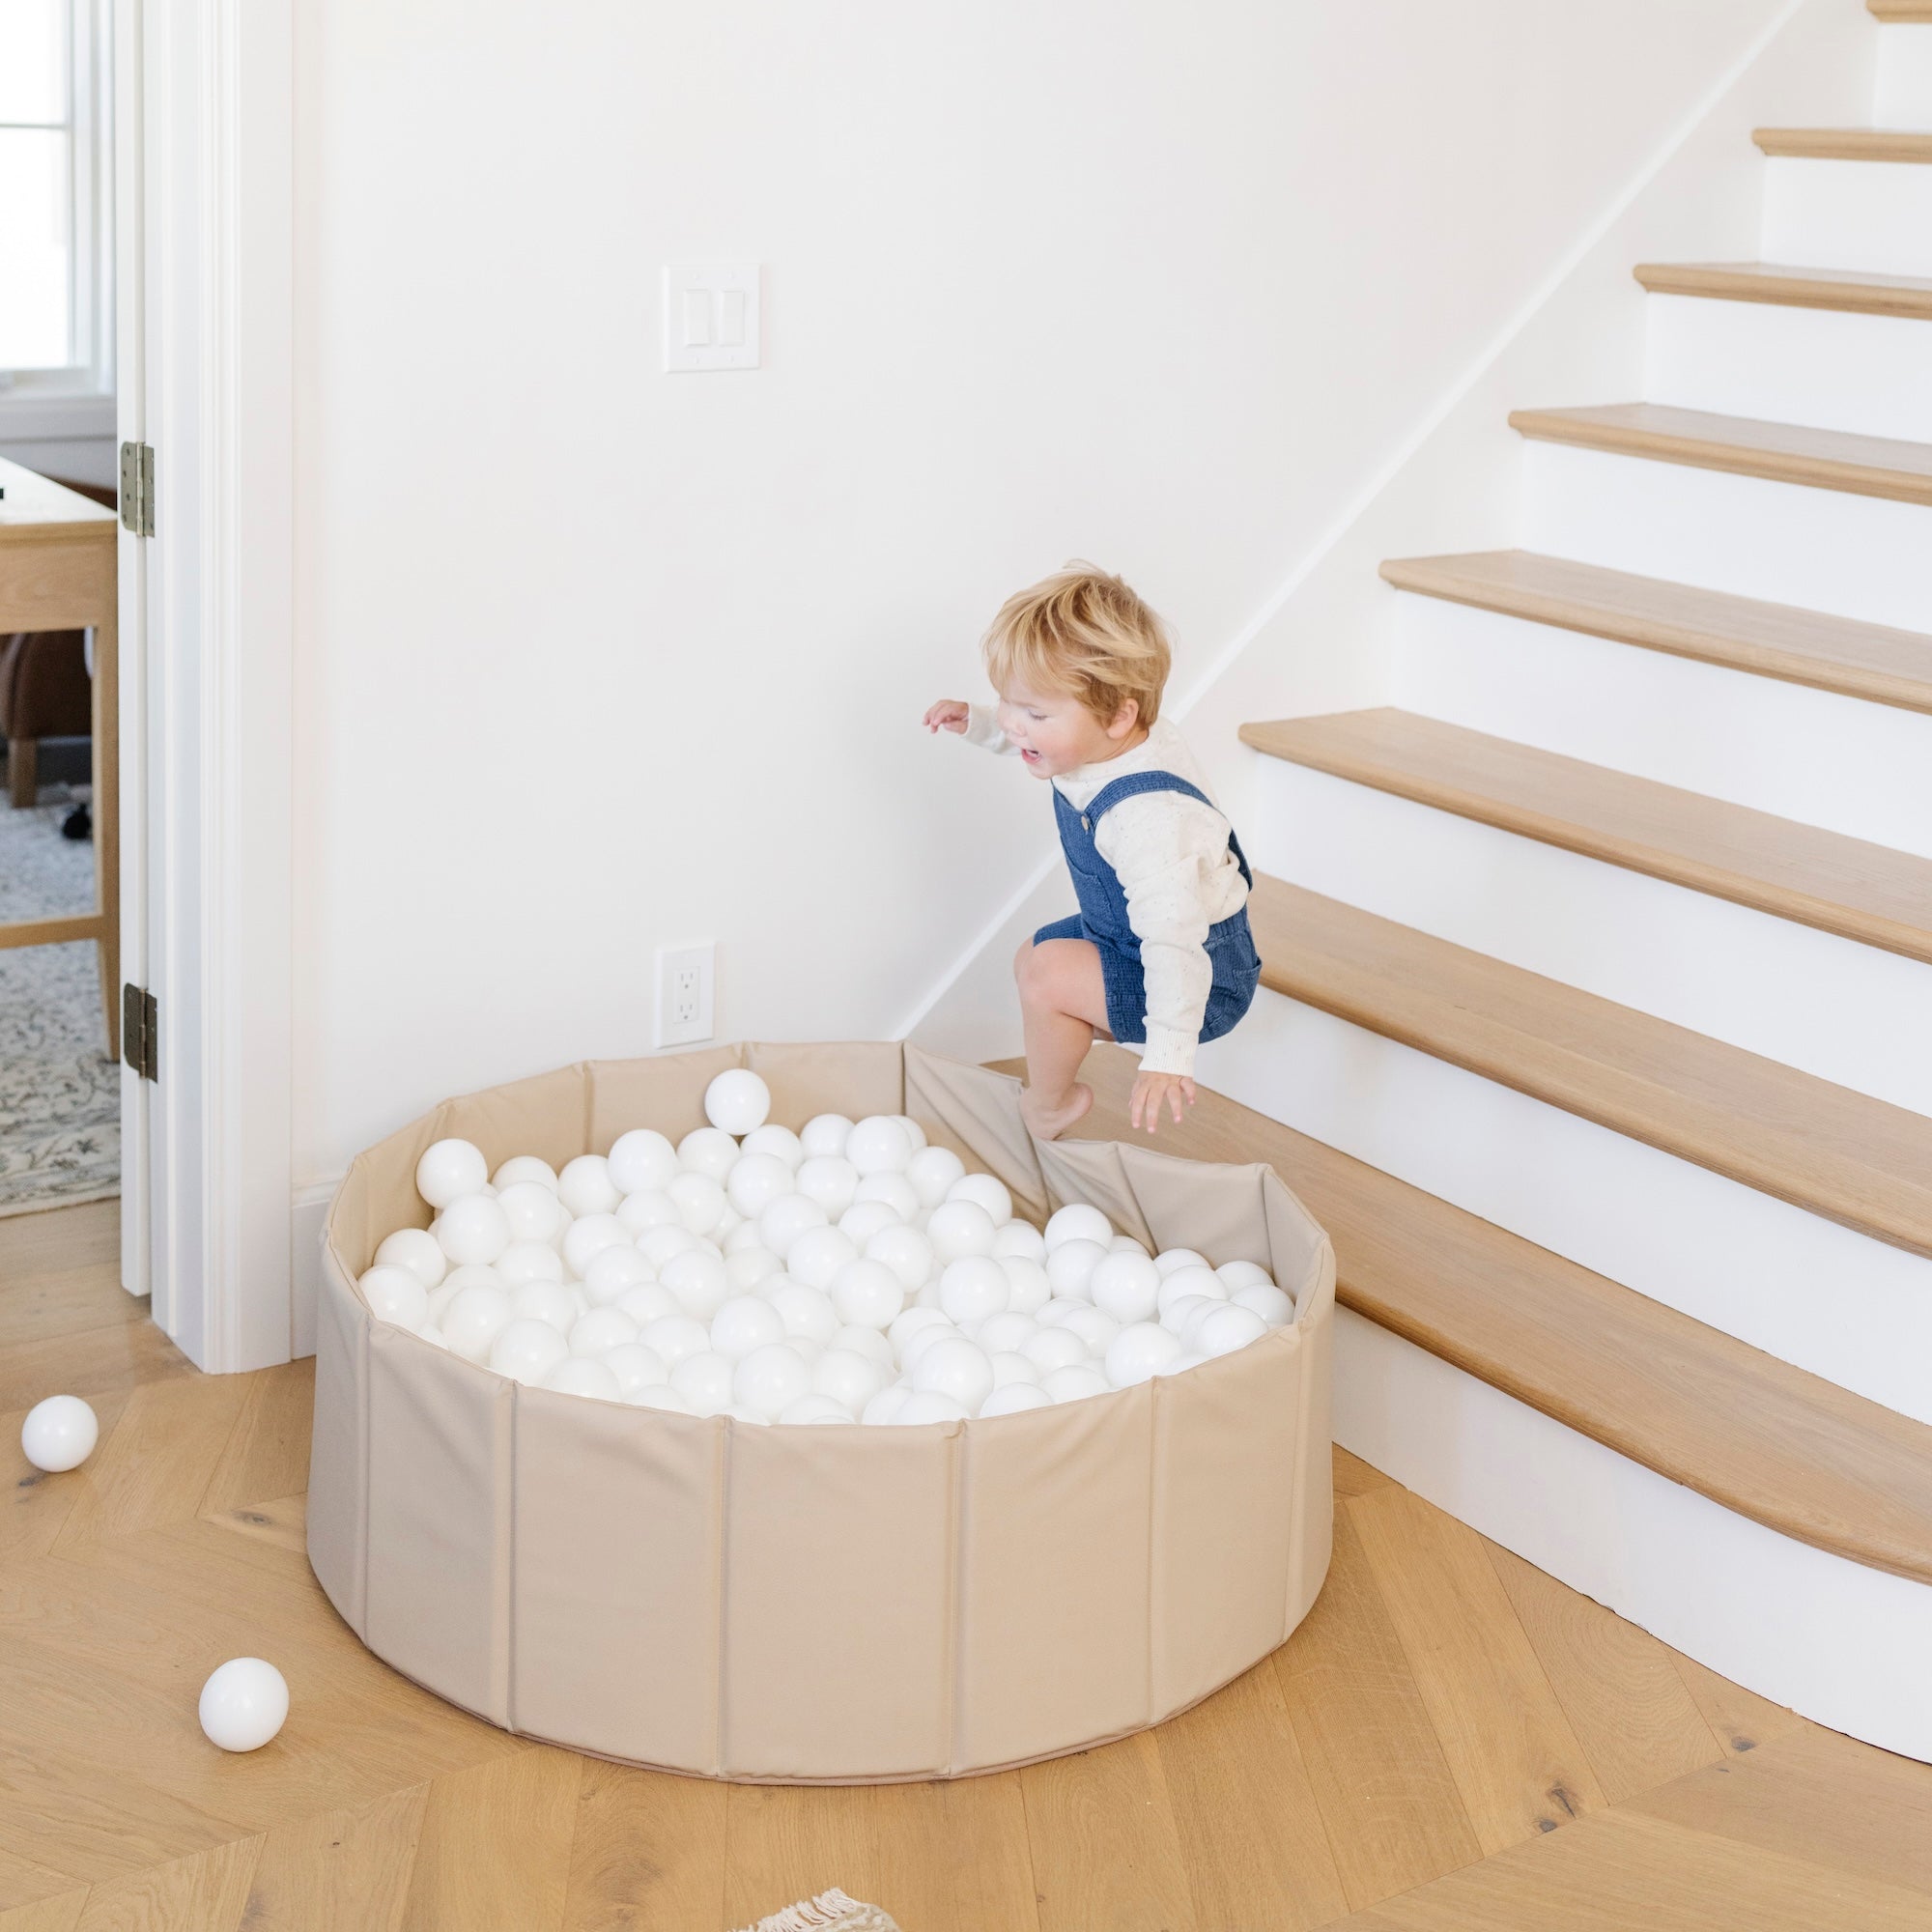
[{"xmin": 1201, "ymin": 0, "xmax": 1932, "ymax": 1760}]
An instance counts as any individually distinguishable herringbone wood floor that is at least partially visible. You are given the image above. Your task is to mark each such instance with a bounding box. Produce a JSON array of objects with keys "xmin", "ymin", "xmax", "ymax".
[{"xmin": 5, "ymin": 1201, "xmax": 1932, "ymax": 1931}]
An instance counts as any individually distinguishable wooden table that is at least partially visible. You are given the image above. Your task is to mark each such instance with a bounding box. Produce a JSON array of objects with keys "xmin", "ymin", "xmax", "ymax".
[{"xmin": 0, "ymin": 456, "xmax": 121, "ymax": 1060}]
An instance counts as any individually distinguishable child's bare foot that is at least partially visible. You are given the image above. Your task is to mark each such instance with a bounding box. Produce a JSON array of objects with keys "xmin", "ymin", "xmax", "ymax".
[{"xmin": 1020, "ymin": 1082, "xmax": 1094, "ymax": 1142}]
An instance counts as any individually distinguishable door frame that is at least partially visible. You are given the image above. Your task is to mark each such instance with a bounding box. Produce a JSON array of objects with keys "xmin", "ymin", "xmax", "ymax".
[{"xmin": 119, "ymin": 0, "xmax": 296, "ymax": 1373}]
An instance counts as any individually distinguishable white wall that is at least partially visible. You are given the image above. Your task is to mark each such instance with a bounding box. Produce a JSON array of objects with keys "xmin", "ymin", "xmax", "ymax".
[{"xmin": 292, "ymin": 0, "xmax": 1805, "ymax": 1184}]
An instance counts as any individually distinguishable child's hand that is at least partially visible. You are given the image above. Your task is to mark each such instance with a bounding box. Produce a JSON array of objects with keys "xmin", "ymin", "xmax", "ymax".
[
  {"xmin": 923, "ymin": 699, "xmax": 971, "ymax": 734},
  {"xmin": 1130, "ymin": 1071, "xmax": 1197, "ymax": 1134}
]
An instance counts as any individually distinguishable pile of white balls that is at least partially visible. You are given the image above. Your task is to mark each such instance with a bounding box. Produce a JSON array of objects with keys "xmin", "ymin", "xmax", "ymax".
[{"xmin": 355, "ymin": 1068, "xmax": 1294, "ymax": 1426}]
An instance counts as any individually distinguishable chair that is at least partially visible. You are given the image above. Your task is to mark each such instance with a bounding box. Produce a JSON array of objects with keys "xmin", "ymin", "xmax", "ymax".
[{"xmin": 0, "ymin": 628, "xmax": 93, "ymax": 808}]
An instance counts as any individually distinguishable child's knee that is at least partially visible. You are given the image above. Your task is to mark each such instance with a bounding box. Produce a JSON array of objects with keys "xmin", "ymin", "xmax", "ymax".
[{"xmin": 1013, "ymin": 938, "xmax": 1043, "ymax": 1003}]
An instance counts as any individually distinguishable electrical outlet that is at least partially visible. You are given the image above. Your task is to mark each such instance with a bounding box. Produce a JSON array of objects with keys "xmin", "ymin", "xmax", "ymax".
[{"xmin": 655, "ymin": 942, "xmax": 716, "ymax": 1048}]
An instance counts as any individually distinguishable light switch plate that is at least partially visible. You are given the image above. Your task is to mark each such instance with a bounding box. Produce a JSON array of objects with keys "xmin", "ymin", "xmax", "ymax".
[{"xmin": 664, "ymin": 263, "xmax": 761, "ymax": 372}]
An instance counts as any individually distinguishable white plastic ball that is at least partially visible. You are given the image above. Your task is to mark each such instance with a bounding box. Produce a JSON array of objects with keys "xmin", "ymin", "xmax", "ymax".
[
  {"xmin": 838, "ymin": 1200, "xmax": 902, "ymax": 1247},
  {"xmin": 639, "ymin": 1314, "xmax": 711, "ymax": 1370},
  {"xmin": 557, "ymin": 1154, "xmax": 621, "ymax": 1218},
  {"xmin": 1044, "ymin": 1203, "xmax": 1113, "ymax": 1252},
  {"xmin": 616, "ymin": 1188, "xmax": 682, "ymax": 1236},
  {"xmin": 1160, "ymin": 1294, "xmax": 1221, "ymax": 1340},
  {"xmin": 1157, "ymin": 1265, "xmax": 1226, "ymax": 1318},
  {"xmin": 894, "ymin": 1390, "xmax": 968, "ymax": 1426},
  {"xmin": 357, "ymin": 1264, "xmax": 430, "ymax": 1330},
  {"xmin": 1090, "ymin": 1250, "xmax": 1160, "ymax": 1325},
  {"xmin": 990, "ymin": 1220, "xmax": 1046, "ymax": 1262},
  {"xmin": 899, "ymin": 1321, "xmax": 965, "ymax": 1375},
  {"xmin": 1153, "ymin": 1247, "xmax": 1210, "ymax": 1277},
  {"xmin": 1196, "ymin": 1303, "xmax": 1269, "ymax": 1357},
  {"xmin": 569, "ymin": 1307, "xmax": 639, "ymax": 1357},
  {"xmin": 844, "ymin": 1115, "xmax": 914, "ymax": 1177},
  {"xmin": 440, "ymin": 1262, "xmax": 503, "ymax": 1293},
  {"xmin": 926, "ymin": 1200, "xmax": 997, "ymax": 1264},
  {"xmin": 778, "ymin": 1394, "xmax": 852, "ymax": 1425},
  {"xmin": 660, "ymin": 1249, "xmax": 730, "ymax": 1322},
  {"xmin": 496, "ymin": 1180, "xmax": 562, "ymax": 1244},
  {"xmin": 677, "ymin": 1127, "xmax": 740, "ymax": 1183},
  {"xmin": 667, "ymin": 1171, "xmax": 728, "ymax": 1236},
  {"xmin": 945, "ymin": 1173, "xmax": 1013, "ymax": 1226},
  {"xmin": 1058, "ymin": 1306, "xmax": 1121, "ymax": 1356},
  {"xmin": 741, "ymin": 1123, "xmax": 805, "ymax": 1171},
  {"xmin": 1234, "ymin": 1283, "xmax": 1296, "ymax": 1327},
  {"xmin": 19, "ymin": 1395, "xmax": 99, "ymax": 1472},
  {"xmin": 616, "ymin": 1282, "xmax": 680, "ymax": 1328},
  {"xmin": 1217, "ymin": 1260, "xmax": 1273, "ymax": 1291},
  {"xmin": 904, "ymin": 1145, "xmax": 966, "ymax": 1208},
  {"xmin": 639, "ymin": 1224, "xmax": 703, "ymax": 1269},
  {"xmin": 726, "ymin": 1245, "xmax": 784, "ymax": 1293},
  {"xmin": 490, "ymin": 1318, "xmax": 570, "ymax": 1385},
  {"xmin": 893, "ymin": 1115, "xmax": 928, "ymax": 1151},
  {"xmin": 543, "ymin": 1356, "xmax": 621, "ymax": 1401},
  {"xmin": 582, "ymin": 1244, "xmax": 653, "ymax": 1304},
  {"xmin": 764, "ymin": 1279, "xmax": 839, "ymax": 1346},
  {"xmin": 938, "ymin": 1256, "xmax": 1009, "ymax": 1326},
  {"xmin": 670, "ymin": 1350, "xmax": 735, "ymax": 1415},
  {"xmin": 733, "ymin": 1343, "xmax": 811, "ymax": 1418},
  {"xmin": 759, "ymin": 1193, "xmax": 830, "ymax": 1260},
  {"xmin": 1022, "ymin": 1326, "xmax": 1088, "ymax": 1374},
  {"xmin": 603, "ymin": 1342, "xmax": 669, "ymax": 1399},
  {"xmin": 510, "ymin": 1276, "xmax": 579, "ymax": 1326},
  {"xmin": 631, "ymin": 1385, "xmax": 696, "ymax": 1414},
  {"xmin": 198, "ymin": 1658, "xmax": 289, "ymax": 1752},
  {"xmin": 416, "ymin": 1138, "xmax": 487, "ymax": 1210},
  {"xmin": 853, "ymin": 1172, "xmax": 920, "ymax": 1221},
  {"xmin": 724, "ymin": 1151, "xmax": 793, "ymax": 1221},
  {"xmin": 702, "ymin": 1067, "xmax": 771, "ymax": 1136},
  {"xmin": 913, "ymin": 1337, "xmax": 995, "ymax": 1411},
  {"xmin": 1104, "ymin": 1322, "xmax": 1183, "ymax": 1386},
  {"xmin": 435, "ymin": 1195, "xmax": 512, "ymax": 1267},
  {"xmin": 888, "ymin": 1305, "xmax": 952, "ymax": 1351},
  {"xmin": 980, "ymin": 1382, "xmax": 1053, "ymax": 1417},
  {"xmin": 605, "ymin": 1128, "xmax": 676, "ymax": 1196},
  {"xmin": 812, "ymin": 1348, "xmax": 885, "ymax": 1412},
  {"xmin": 724, "ymin": 1218, "xmax": 774, "ymax": 1256},
  {"xmin": 830, "ymin": 1323, "xmax": 896, "ymax": 1373},
  {"xmin": 1109, "ymin": 1234, "xmax": 1151, "ymax": 1257},
  {"xmin": 976, "ymin": 1311, "xmax": 1038, "ymax": 1354},
  {"xmin": 795, "ymin": 1155, "xmax": 860, "ymax": 1220},
  {"xmin": 862, "ymin": 1384, "xmax": 912, "ymax": 1426},
  {"xmin": 784, "ymin": 1225, "xmax": 859, "ymax": 1292},
  {"xmin": 711, "ymin": 1293, "xmax": 787, "ymax": 1362},
  {"xmin": 441, "ymin": 1284, "xmax": 512, "ymax": 1362},
  {"xmin": 1044, "ymin": 1238, "xmax": 1108, "ymax": 1301},
  {"xmin": 799, "ymin": 1113, "xmax": 854, "ymax": 1159},
  {"xmin": 987, "ymin": 1350, "xmax": 1041, "ymax": 1388},
  {"xmin": 375, "ymin": 1227, "xmax": 447, "ymax": 1289},
  {"xmin": 865, "ymin": 1224, "xmax": 935, "ymax": 1293},
  {"xmin": 492, "ymin": 1154, "xmax": 558, "ymax": 1193},
  {"xmin": 498, "ymin": 1240, "xmax": 567, "ymax": 1290},
  {"xmin": 1043, "ymin": 1363, "xmax": 1110, "ymax": 1405},
  {"xmin": 561, "ymin": 1212, "xmax": 629, "ymax": 1279},
  {"xmin": 997, "ymin": 1256, "xmax": 1051, "ymax": 1316},
  {"xmin": 424, "ymin": 1281, "xmax": 461, "ymax": 1328}
]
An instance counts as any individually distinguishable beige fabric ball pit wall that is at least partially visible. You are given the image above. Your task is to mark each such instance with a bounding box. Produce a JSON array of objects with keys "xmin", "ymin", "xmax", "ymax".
[{"xmin": 308, "ymin": 1041, "xmax": 1335, "ymax": 1784}]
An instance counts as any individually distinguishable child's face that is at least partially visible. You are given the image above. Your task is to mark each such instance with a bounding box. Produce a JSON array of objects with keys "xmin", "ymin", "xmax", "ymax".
[{"xmin": 996, "ymin": 679, "xmax": 1141, "ymax": 779}]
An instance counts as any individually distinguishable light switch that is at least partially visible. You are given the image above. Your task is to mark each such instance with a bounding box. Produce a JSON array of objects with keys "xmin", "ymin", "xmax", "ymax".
[{"xmin": 665, "ymin": 263, "xmax": 760, "ymax": 372}]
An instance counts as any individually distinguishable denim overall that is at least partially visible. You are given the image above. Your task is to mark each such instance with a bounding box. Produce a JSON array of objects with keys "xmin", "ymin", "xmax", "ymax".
[{"xmin": 1033, "ymin": 771, "xmax": 1263, "ymax": 1050}]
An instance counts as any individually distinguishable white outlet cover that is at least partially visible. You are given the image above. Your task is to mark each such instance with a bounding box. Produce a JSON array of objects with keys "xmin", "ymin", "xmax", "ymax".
[
  {"xmin": 664, "ymin": 264, "xmax": 760, "ymax": 373},
  {"xmin": 655, "ymin": 942, "xmax": 717, "ymax": 1048}
]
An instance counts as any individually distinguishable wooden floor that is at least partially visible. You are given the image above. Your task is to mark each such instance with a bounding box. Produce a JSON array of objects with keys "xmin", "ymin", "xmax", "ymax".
[{"xmin": 5, "ymin": 1204, "xmax": 1932, "ymax": 1931}]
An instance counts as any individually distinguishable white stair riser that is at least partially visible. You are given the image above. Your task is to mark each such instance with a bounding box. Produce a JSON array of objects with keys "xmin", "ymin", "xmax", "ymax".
[
  {"xmin": 1391, "ymin": 595, "xmax": 1932, "ymax": 860},
  {"xmin": 1645, "ymin": 293, "xmax": 1932, "ymax": 443},
  {"xmin": 1250, "ymin": 758, "xmax": 1932, "ymax": 1118},
  {"xmin": 1337, "ymin": 1307, "xmax": 1932, "ymax": 1764},
  {"xmin": 1876, "ymin": 24, "xmax": 1932, "ymax": 131},
  {"xmin": 1521, "ymin": 440, "xmax": 1932, "ymax": 635},
  {"xmin": 1195, "ymin": 990, "xmax": 1932, "ymax": 1424},
  {"xmin": 1762, "ymin": 156, "xmax": 1932, "ymax": 276}
]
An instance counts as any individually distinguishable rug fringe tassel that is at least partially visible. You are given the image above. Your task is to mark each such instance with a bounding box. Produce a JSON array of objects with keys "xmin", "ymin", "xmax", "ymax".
[{"xmin": 734, "ymin": 1888, "xmax": 869, "ymax": 1932}]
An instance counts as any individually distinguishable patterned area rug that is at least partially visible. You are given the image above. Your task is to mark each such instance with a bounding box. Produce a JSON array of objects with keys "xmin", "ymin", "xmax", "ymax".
[
  {"xmin": 0, "ymin": 788, "xmax": 120, "ymax": 1217},
  {"xmin": 731, "ymin": 1890, "xmax": 901, "ymax": 1932}
]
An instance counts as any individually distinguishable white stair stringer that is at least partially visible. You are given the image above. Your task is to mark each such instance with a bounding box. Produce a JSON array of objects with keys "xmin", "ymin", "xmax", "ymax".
[
  {"xmin": 1248, "ymin": 757, "xmax": 1932, "ymax": 1119},
  {"xmin": 1192, "ymin": 987, "xmax": 1932, "ymax": 1426},
  {"xmin": 1391, "ymin": 593, "xmax": 1932, "ymax": 859},
  {"xmin": 1762, "ymin": 158, "xmax": 1932, "ymax": 275},
  {"xmin": 1877, "ymin": 23, "xmax": 1932, "ymax": 129},
  {"xmin": 1521, "ymin": 439, "xmax": 1932, "ymax": 634},
  {"xmin": 1333, "ymin": 1304, "xmax": 1932, "ymax": 1764},
  {"xmin": 1644, "ymin": 292, "xmax": 1932, "ymax": 444}
]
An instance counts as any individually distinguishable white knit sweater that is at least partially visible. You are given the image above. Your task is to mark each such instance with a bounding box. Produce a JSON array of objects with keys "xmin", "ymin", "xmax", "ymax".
[{"xmin": 964, "ymin": 707, "xmax": 1248, "ymax": 1075}]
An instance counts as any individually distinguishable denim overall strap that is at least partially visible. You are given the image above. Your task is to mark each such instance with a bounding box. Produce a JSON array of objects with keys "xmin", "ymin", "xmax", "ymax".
[{"xmin": 1083, "ymin": 771, "xmax": 1255, "ymax": 888}]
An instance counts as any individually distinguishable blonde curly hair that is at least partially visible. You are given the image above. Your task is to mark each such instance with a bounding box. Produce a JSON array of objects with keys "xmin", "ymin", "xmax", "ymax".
[{"xmin": 980, "ymin": 562, "xmax": 1173, "ymax": 728}]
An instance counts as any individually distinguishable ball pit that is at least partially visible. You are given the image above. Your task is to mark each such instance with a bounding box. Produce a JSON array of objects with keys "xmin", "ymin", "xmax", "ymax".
[{"xmin": 309, "ymin": 1040, "xmax": 1334, "ymax": 1783}]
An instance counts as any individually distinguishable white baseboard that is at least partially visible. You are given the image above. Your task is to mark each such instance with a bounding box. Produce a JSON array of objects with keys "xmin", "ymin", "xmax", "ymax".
[
  {"xmin": 290, "ymin": 1180, "xmax": 338, "ymax": 1361},
  {"xmin": 1336, "ymin": 1304, "xmax": 1932, "ymax": 1763}
]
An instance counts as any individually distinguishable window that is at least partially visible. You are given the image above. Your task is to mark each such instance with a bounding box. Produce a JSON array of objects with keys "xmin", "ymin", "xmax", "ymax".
[{"xmin": 0, "ymin": 0, "xmax": 109, "ymax": 393}]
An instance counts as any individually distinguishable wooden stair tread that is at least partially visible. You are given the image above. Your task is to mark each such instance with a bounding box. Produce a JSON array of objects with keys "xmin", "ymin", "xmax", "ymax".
[
  {"xmin": 1239, "ymin": 708, "xmax": 1932, "ymax": 965},
  {"xmin": 1869, "ymin": 0, "xmax": 1932, "ymax": 20},
  {"xmin": 1508, "ymin": 402, "xmax": 1932, "ymax": 508},
  {"xmin": 1243, "ymin": 877, "xmax": 1932, "ymax": 1259},
  {"xmin": 1755, "ymin": 128, "xmax": 1932, "ymax": 163},
  {"xmin": 1378, "ymin": 550, "xmax": 1932, "ymax": 716},
  {"xmin": 993, "ymin": 1045, "xmax": 1932, "ymax": 1587},
  {"xmin": 1634, "ymin": 260, "xmax": 1932, "ymax": 319}
]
